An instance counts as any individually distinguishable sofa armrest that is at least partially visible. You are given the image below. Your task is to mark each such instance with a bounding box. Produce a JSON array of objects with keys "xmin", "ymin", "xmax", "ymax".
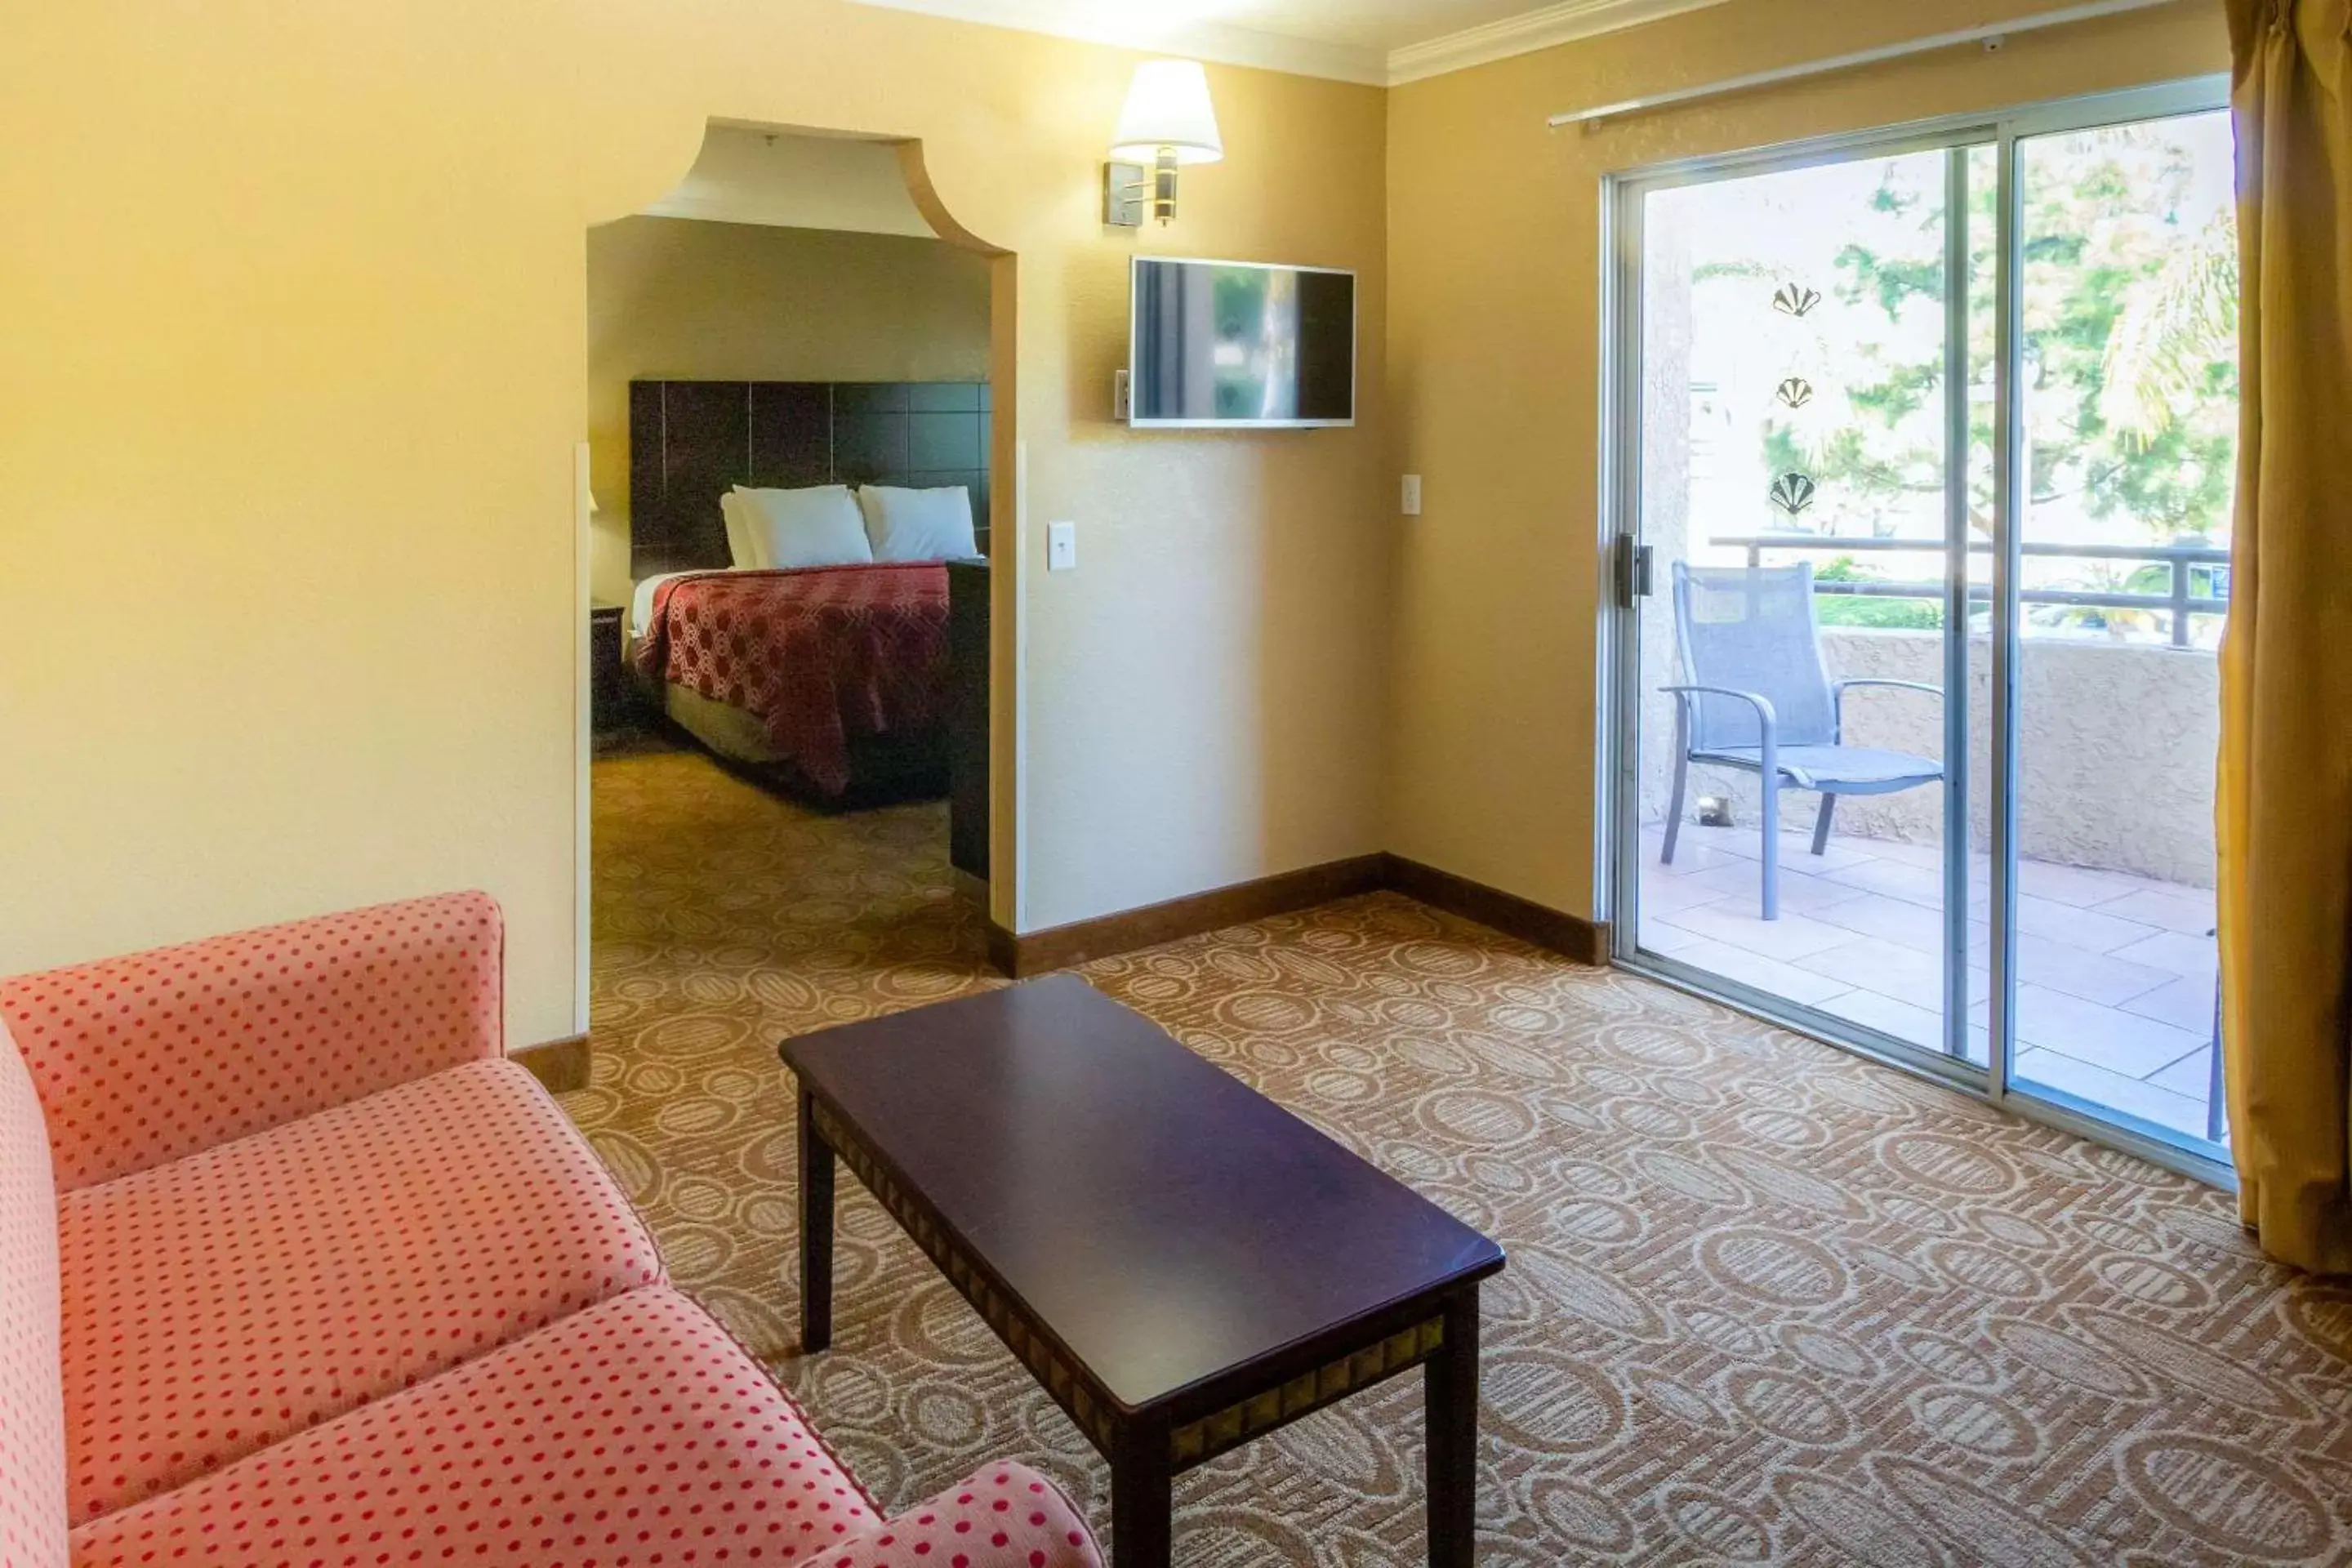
[
  {"xmin": 826, "ymin": 1463, "xmax": 1101, "ymax": 1568},
  {"xmin": 0, "ymin": 891, "xmax": 501, "ymax": 1191}
]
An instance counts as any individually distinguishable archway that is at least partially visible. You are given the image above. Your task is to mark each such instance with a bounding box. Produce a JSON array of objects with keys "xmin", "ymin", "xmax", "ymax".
[{"xmin": 573, "ymin": 120, "xmax": 1023, "ymax": 1054}]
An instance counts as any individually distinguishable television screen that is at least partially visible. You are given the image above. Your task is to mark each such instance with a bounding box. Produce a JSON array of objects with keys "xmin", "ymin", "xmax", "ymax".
[{"xmin": 1129, "ymin": 257, "xmax": 1355, "ymax": 428}]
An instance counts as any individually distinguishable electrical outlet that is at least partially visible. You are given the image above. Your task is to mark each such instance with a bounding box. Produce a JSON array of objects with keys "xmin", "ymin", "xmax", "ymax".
[
  {"xmin": 1401, "ymin": 474, "xmax": 1423, "ymax": 515},
  {"xmin": 1047, "ymin": 520, "xmax": 1077, "ymax": 572}
]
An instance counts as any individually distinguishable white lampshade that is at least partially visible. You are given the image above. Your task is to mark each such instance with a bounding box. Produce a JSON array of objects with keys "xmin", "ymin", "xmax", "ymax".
[{"xmin": 1109, "ymin": 60, "xmax": 1223, "ymax": 165}]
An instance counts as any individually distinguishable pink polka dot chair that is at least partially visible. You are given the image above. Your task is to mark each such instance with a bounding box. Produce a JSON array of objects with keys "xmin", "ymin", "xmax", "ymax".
[{"xmin": 0, "ymin": 893, "xmax": 1102, "ymax": 1568}]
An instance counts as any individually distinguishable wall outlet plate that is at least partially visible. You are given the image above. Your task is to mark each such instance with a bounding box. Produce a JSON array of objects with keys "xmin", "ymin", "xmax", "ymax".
[
  {"xmin": 1114, "ymin": 368, "xmax": 1131, "ymax": 423},
  {"xmin": 1047, "ymin": 520, "xmax": 1077, "ymax": 572},
  {"xmin": 1401, "ymin": 474, "xmax": 1423, "ymax": 515}
]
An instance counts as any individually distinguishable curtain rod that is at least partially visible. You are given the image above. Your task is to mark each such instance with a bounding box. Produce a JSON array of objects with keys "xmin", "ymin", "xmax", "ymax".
[{"xmin": 1547, "ymin": 0, "xmax": 2180, "ymax": 127}]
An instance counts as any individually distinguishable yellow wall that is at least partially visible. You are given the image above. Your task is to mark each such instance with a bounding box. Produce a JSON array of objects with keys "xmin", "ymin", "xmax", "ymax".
[
  {"xmin": 586, "ymin": 217, "xmax": 992, "ymax": 603},
  {"xmin": 0, "ymin": 0, "xmax": 1390, "ymax": 1044},
  {"xmin": 5, "ymin": 0, "xmax": 2221, "ymax": 1040},
  {"xmin": 1383, "ymin": 0, "xmax": 2228, "ymax": 922}
]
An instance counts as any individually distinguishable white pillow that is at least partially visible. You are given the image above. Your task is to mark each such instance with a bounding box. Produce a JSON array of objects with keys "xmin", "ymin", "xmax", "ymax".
[
  {"xmin": 857, "ymin": 485, "xmax": 978, "ymax": 563},
  {"xmin": 730, "ymin": 484, "xmax": 874, "ymax": 570},
  {"xmin": 717, "ymin": 492, "xmax": 761, "ymax": 569}
]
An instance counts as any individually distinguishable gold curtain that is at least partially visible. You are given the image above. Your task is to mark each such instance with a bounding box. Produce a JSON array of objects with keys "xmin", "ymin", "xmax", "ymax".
[{"xmin": 2219, "ymin": 0, "xmax": 2352, "ymax": 1272}]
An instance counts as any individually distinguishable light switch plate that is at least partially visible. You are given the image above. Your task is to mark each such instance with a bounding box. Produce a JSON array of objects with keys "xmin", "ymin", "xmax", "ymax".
[
  {"xmin": 1047, "ymin": 520, "xmax": 1077, "ymax": 572},
  {"xmin": 1114, "ymin": 368, "xmax": 1131, "ymax": 423},
  {"xmin": 1401, "ymin": 474, "xmax": 1423, "ymax": 515}
]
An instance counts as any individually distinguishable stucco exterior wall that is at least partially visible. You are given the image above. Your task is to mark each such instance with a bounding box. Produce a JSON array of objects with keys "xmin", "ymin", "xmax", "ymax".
[{"xmin": 1642, "ymin": 627, "xmax": 2218, "ymax": 889}]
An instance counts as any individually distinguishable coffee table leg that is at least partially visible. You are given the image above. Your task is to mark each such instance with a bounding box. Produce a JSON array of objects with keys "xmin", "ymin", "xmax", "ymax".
[
  {"xmin": 1110, "ymin": 1422, "xmax": 1173, "ymax": 1568},
  {"xmin": 1426, "ymin": 1288, "xmax": 1480, "ymax": 1568},
  {"xmin": 798, "ymin": 1086, "xmax": 835, "ymax": 1353}
]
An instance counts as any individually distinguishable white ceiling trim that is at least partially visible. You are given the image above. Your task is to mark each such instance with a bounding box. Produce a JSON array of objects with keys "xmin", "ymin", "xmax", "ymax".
[
  {"xmin": 844, "ymin": 0, "xmax": 1728, "ymax": 87},
  {"xmin": 1386, "ymin": 0, "xmax": 1733, "ymax": 85},
  {"xmin": 844, "ymin": 0, "xmax": 1389, "ymax": 85}
]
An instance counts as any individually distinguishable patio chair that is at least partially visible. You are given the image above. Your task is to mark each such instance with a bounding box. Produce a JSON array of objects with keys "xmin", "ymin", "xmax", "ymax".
[{"xmin": 1662, "ymin": 561, "xmax": 1944, "ymax": 920}]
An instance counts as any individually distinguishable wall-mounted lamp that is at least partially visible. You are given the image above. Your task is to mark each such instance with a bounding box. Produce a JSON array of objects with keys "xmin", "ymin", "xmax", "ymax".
[{"xmin": 1104, "ymin": 60, "xmax": 1222, "ymax": 227}]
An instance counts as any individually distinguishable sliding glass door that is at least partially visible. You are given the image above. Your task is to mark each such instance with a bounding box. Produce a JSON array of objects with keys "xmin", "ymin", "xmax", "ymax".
[
  {"xmin": 1607, "ymin": 82, "xmax": 2234, "ymax": 1176},
  {"xmin": 2003, "ymin": 109, "xmax": 2236, "ymax": 1147}
]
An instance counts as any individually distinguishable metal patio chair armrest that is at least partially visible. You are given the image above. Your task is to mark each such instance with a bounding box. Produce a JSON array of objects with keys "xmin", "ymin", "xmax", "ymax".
[
  {"xmin": 1659, "ymin": 684, "xmax": 1780, "ymax": 778},
  {"xmin": 1659, "ymin": 683, "xmax": 1780, "ymax": 733},
  {"xmin": 1832, "ymin": 678, "xmax": 1942, "ymax": 700}
]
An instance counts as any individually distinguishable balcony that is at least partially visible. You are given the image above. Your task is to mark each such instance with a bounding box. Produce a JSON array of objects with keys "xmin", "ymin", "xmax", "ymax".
[
  {"xmin": 1625, "ymin": 108, "xmax": 2238, "ymax": 1155},
  {"xmin": 1636, "ymin": 537, "xmax": 2224, "ymax": 1145},
  {"xmin": 1637, "ymin": 823, "xmax": 2219, "ymax": 1141}
]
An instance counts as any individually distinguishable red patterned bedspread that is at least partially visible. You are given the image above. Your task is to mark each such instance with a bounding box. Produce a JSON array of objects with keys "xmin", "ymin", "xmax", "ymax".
[{"xmin": 632, "ymin": 564, "xmax": 949, "ymax": 795}]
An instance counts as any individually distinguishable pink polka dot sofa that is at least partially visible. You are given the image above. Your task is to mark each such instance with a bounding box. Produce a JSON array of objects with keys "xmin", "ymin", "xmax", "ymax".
[{"xmin": 0, "ymin": 891, "xmax": 1102, "ymax": 1568}]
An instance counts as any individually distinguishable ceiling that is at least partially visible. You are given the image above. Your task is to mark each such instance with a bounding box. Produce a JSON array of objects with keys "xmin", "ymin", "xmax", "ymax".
[{"xmin": 846, "ymin": 0, "xmax": 1728, "ymax": 85}]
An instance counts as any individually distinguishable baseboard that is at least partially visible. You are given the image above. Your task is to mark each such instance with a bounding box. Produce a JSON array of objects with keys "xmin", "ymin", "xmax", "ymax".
[
  {"xmin": 985, "ymin": 852, "xmax": 1608, "ymax": 976},
  {"xmin": 985, "ymin": 918, "xmax": 1022, "ymax": 978},
  {"xmin": 513, "ymin": 1032, "xmax": 592, "ymax": 1094},
  {"xmin": 1380, "ymin": 854, "xmax": 1610, "ymax": 966},
  {"xmin": 989, "ymin": 854, "xmax": 1390, "ymax": 977}
]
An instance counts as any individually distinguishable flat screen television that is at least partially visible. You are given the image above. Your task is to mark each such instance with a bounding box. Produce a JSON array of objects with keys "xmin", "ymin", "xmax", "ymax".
[{"xmin": 1128, "ymin": 256, "xmax": 1356, "ymax": 428}]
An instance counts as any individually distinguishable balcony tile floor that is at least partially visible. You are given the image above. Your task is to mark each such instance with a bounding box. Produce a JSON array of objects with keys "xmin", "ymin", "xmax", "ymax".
[{"xmin": 1637, "ymin": 822, "xmax": 2221, "ymax": 1144}]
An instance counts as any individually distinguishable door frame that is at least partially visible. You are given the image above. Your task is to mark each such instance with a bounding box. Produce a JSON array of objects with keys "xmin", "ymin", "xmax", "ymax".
[
  {"xmin": 1596, "ymin": 75, "xmax": 2234, "ymax": 1187},
  {"xmin": 574, "ymin": 129, "xmax": 1027, "ymax": 1036}
]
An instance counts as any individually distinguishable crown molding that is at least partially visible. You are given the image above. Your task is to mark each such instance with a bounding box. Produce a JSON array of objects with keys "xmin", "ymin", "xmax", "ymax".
[
  {"xmin": 844, "ymin": 0, "xmax": 1388, "ymax": 85},
  {"xmin": 1386, "ymin": 0, "xmax": 1731, "ymax": 84},
  {"xmin": 846, "ymin": 0, "xmax": 1725, "ymax": 87}
]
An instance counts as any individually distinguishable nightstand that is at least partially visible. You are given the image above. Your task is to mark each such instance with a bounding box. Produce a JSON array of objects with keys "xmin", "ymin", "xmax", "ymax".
[{"xmin": 590, "ymin": 600, "xmax": 630, "ymax": 733}]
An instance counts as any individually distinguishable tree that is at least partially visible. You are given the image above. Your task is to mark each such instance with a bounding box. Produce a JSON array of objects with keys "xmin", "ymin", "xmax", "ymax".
[{"xmin": 1720, "ymin": 121, "xmax": 2238, "ymax": 635}]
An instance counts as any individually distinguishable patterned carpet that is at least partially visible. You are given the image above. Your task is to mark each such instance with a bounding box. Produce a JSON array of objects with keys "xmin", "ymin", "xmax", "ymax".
[{"xmin": 565, "ymin": 740, "xmax": 2352, "ymax": 1566}]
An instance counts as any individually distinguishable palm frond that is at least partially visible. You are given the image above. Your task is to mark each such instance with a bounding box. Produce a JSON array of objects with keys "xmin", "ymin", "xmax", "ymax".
[{"xmin": 2100, "ymin": 208, "xmax": 2238, "ymax": 445}]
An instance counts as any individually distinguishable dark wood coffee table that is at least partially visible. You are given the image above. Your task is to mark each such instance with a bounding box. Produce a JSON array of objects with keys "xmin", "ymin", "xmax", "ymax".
[{"xmin": 779, "ymin": 973, "xmax": 1504, "ymax": 1568}]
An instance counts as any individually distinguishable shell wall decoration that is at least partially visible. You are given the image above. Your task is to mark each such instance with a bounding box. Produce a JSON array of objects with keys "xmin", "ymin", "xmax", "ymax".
[
  {"xmin": 1769, "ymin": 281, "xmax": 1820, "ymax": 524},
  {"xmin": 1770, "ymin": 472, "xmax": 1818, "ymax": 519}
]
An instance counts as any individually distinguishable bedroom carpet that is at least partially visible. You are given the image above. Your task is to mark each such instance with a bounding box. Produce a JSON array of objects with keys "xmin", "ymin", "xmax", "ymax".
[{"xmin": 566, "ymin": 740, "xmax": 2352, "ymax": 1567}]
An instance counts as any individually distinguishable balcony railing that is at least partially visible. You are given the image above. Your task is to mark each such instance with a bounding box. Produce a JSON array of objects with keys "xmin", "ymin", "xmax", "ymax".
[{"xmin": 1711, "ymin": 535, "xmax": 2230, "ymax": 647}]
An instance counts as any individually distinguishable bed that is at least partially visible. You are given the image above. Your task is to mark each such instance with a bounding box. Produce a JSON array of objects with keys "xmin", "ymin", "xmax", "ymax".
[
  {"xmin": 626, "ymin": 378, "xmax": 991, "ymax": 806},
  {"xmin": 630, "ymin": 561, "xmax": 951, "ymax": 795}
]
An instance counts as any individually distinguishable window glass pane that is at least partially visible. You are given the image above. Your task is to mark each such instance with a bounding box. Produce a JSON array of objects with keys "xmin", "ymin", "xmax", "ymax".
[
  {"xmin": 1633, "ymin": 146, "xmax": 1977, "ymax": 1071},
  {"xmin": 2008, "ymin": 109, "xmax": 2234, "ymax": 1150}
]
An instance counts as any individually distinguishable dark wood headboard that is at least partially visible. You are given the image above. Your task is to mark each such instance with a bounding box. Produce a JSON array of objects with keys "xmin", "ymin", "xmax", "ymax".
[{"xmin": 629, "ymin": 379, "xmax": 991, "ymax": 578}]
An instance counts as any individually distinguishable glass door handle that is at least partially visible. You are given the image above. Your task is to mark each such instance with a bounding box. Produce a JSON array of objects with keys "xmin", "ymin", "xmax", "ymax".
[{"xmin": 1615, "ymin": 538, "xmax": 1655, "ymax": 605}]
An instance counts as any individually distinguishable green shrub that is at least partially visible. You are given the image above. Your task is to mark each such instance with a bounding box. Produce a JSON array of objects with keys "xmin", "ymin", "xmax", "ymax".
[{"xmin": 1812, "ymin": 555, "xmax": 1942, "ymax": 629}]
